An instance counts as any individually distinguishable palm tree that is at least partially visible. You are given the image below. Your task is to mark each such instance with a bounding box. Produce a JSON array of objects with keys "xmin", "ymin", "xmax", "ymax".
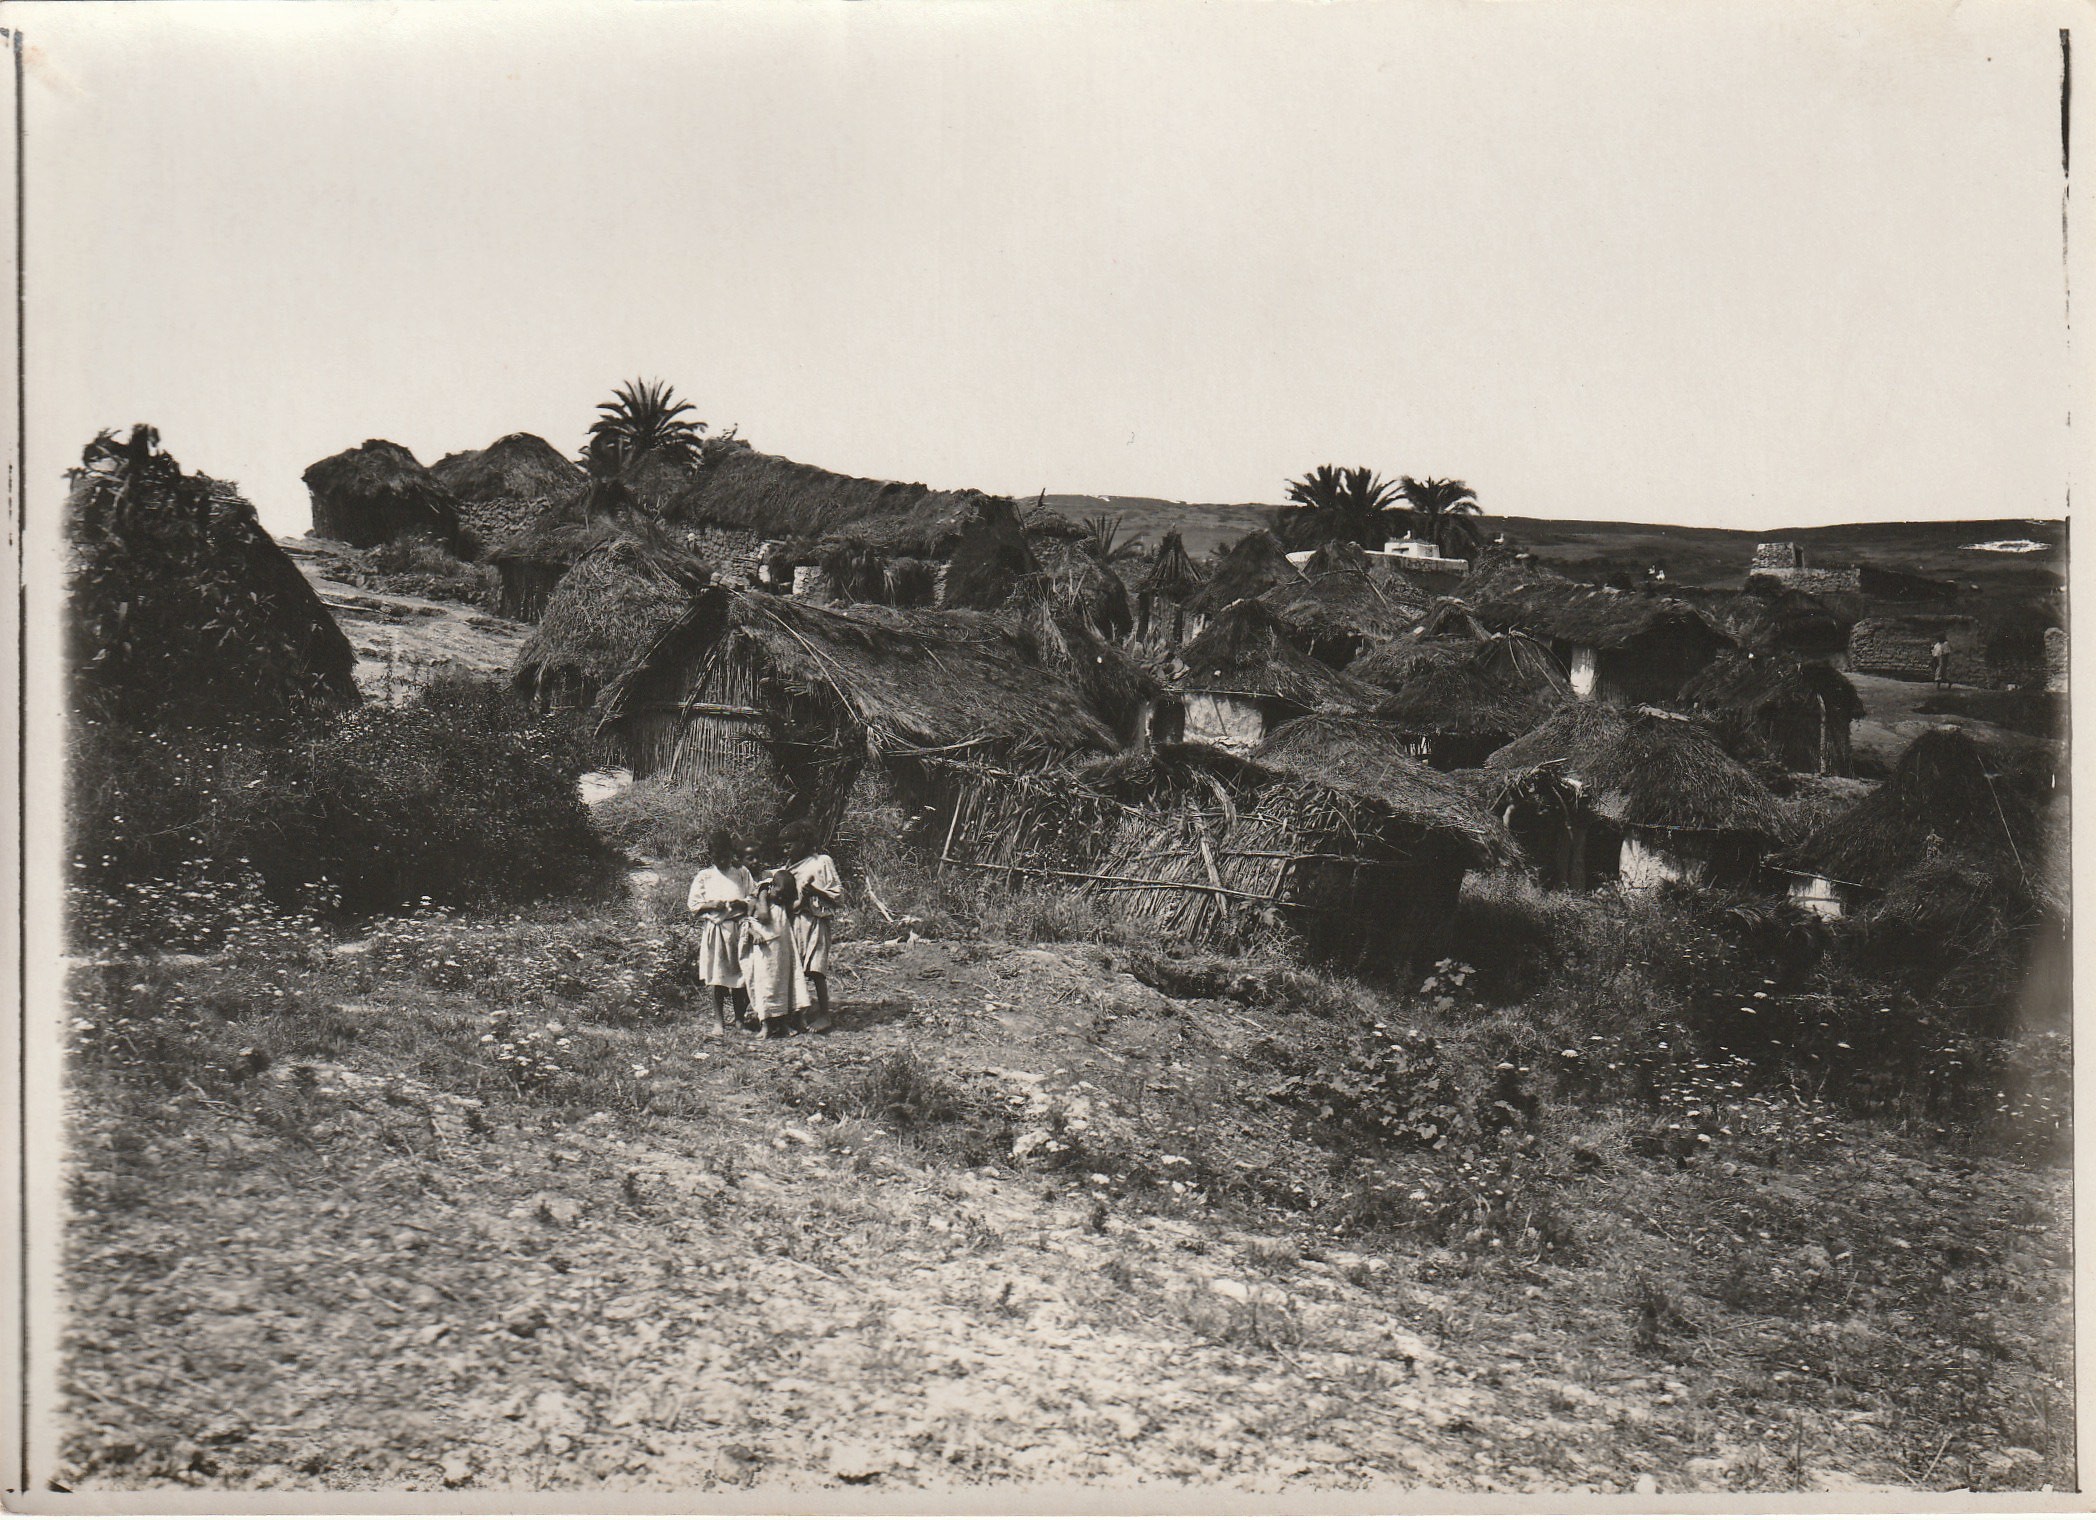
[
  {"xmin": 584, "ymin": 379, "xmax": 704, "ymax": 475},
  {"xmin": 1273, "ymin": 464, "xmax": 1403, "ymax": 550},
  {"xmin": 1398, "ymin": 476, "xmax": 1485, "ymax": 558},
  {"xmin": 1078, "ymin": 513, "xmax": 1148, "ymax": 567}
]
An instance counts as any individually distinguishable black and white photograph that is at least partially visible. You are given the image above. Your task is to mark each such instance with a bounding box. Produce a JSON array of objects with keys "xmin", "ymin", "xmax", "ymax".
[{"xmin": 7, "ymin": 0, "xmax": 2081, "ymax": 1503}]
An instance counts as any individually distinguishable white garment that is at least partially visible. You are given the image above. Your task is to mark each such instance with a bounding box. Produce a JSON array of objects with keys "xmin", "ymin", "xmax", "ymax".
[
  {"xmin": 789, "ymin": 853, "xmax": 844, "ymax": 976},
  {"xmin": 739, "ymin": 897, "xmax": 808, "ymax": 1018},
  {"xmin": 688, "ymin": 865, "xmax": 755, "ymax": 988}
]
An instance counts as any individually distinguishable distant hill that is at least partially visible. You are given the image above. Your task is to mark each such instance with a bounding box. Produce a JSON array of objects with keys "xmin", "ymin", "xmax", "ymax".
[{"xmin": 1046, "ymin": 493, "xmax": 2064, "ymax": 604}]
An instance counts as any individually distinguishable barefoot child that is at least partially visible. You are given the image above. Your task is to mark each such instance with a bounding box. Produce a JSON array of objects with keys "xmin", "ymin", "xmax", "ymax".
[
  {"xmin": 688, "ymin": 830, "xmax": 754, "ymax": 1033},
  {"xmin": 740, "ymin": 867, "xmax": 805, "ymax": 1038},
  {"xmin": 783, "ymin": 823, "xmax": 843, "ymax": 1034}
]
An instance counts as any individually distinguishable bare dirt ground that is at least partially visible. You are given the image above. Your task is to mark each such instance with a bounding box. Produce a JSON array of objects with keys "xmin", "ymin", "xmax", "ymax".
[{"xmin": 58, "ymin": 915, "xmax": 2073, "ymax": 1497}]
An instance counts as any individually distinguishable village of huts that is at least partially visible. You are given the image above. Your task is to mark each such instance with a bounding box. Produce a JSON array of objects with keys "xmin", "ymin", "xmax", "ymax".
[{"xmin": 62, "ymin": 382, "xmax": 2071, "ymax": 1492}]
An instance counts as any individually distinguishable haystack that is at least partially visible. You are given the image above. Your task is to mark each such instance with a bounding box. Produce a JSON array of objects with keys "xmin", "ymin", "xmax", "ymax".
[
  {"xmin": 1482, "ymin": 702, "xmax": 1782, "ymax": 889},
  {"xmin": 511, "ymin": 533, "xmax": 705, "ymax": 719},
  {"xmin": 1680, "ymin": 652, "xmax": 1864, "ymax": 776},
  {"xmin": 931, "ymin": 737, "xmax": 1511, "ymax": 971},
  {"xmin": 1464, "ymin": 556, "xmax": 1732, "ymax": 705},
  {"xmin": 1164, "ymin": 599, "xmax": 1380, "ymax": 751},
  {"xmin": 303, "ymin": 439, "xmax": 462, "ymax": 553},
  {"xmin": 597, "ymin": 587, "xmax": 1133, "ymax": 832},
  {"xmin": 1350, "ymin": 640, "xmax": 1562, "ymax": 769},
  {"xmin": 68, "ymin": 427, "xmax": 359, "ymax": 725},
  {"xmin": 1134, "ymin": 531, "xmax": 1207, "ymax": 648},
  {"xmin": 1777, "ymin": 726, "xmax": 2046, "ymax": 922},
  {"xmin": 1184, "ymin": 531, "xmax": 1300, "ymax": 618},
  {"xmin": 432, "ymin": 433, "xmax": 586, "ymax": 556}
]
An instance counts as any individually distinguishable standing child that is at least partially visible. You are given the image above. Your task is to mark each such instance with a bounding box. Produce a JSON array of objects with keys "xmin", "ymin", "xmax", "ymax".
[
  {"xmin": 688, "ymin": 830, "xmax": 754, "ymax": 1033},
  {"xmin": 740, "ymin": 867, "xmax": 806, "ymax": 1038},
  {"xmin": 782, "ymin": 823, "xmax": 843, "ymax": 1034}
]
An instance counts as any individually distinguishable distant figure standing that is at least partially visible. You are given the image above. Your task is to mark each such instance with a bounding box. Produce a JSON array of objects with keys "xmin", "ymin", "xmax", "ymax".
[
  {"xmin": 740, "ymin": 867, "xmax": 806, "ymax": 1038},
  {"xmin": 688, "ymin": 830, "xmax": 754, "ymax": 1033},
  {"xmin": 1932, "ymin": 636, "xmax": 1952, "ymax": 688},
  {"xmin": 782, "ymin": 823, "xmax": 843, "ymax": 1034}
]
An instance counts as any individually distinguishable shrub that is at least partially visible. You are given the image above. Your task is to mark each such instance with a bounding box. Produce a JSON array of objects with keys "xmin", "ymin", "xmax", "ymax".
[
  {"xmin": 354, "ymin": 541, "xmax": 500, "ymax": 609},
  {"xmin": 591, "ymin": 772, "xmax": 790, "ymax": 863}
]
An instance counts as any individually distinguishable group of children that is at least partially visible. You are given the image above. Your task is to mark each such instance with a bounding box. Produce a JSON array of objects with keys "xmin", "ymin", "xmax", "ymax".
[{"xmin": 686, "ymin": 822, "xmax": 843, "ymax": 1038}]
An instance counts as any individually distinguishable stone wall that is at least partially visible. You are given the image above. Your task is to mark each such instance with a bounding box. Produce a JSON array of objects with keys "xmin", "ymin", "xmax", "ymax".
[
  {"xmin": 1748, "ymin": 564, "xmax": 1863, "ymax": 595},
  {"xmin": 1848, "ymin": 616, "xmax": 1985, "ymax": 683},
  {"xmin": 1750, "ymin": 542, "xmax": 1804, "ymax": 571},
  {"xmin": 684, "ymin": 525, "xmax": 769, "ymax": 586},
  {"xmin": 455, "ymin": 497, "xmax": 548, "ymax": 559}
]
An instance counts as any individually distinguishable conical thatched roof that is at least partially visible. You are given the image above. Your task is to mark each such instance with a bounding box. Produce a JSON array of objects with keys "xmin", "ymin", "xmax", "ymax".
[
  {"xmin": 1137, "ymin": 531, "xmax": 1206, "ymax": 600},
  {"xmin": 1172, "ymin": 600, "xmax": 1381, "ymax": 712},
  {"xmin": 601, "ymin": 587, "xmax": 1128, "ymax": 763},
  {"xmin": 1718, "ymin": 585, "xmax": 1855, "ymax": 659},
  {"xmin": 68, "ymin": 427, "xmax": 359, "ymax": 724},
  {"xmin": 1484, "ymin": 702, "xmax": 1783, "ymax": 837},
  {"xmin": 432, "ymin": 433, "xmax": 585, "ymax": 506},
  {"xmin": 302, "ymin": 439, "xmax": 462, "ymax": 550},
  {"xmin": 1353, "ymin": 640, "xmax": 1561, "ymax": 739},
  {"xmin": 1782, "ymin": 726, "xmax": 2043, "ymax": 893},
  {"xmin": 512, "ymin": 534, "xmax": 704, "ymax": 700},
  {"xmin": 1251, "ymin": 715, "xmax": 1519, "ymax": 868},
  {"xmin": 1185, "ymin": 531, "xmax": 1300, "ymax": 616},
  {"xmin": 1414, "ymin": 597, "xmax": 1494, "ymax": 644},
  {"xmin": 1680, "ymin": 652, "xmax": 1864, "ymax": 730},
  {"xmin": 1258, "ymin": 564, "xmax": 1428, "ymax": 654}
]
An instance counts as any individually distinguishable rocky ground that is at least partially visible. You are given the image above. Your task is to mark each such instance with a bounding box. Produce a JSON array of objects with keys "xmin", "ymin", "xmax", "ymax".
[
  {"xmin": 282, "ymin": 536, "xmax": 527, "ymax": 701},
  {"xmin": 56, "ymin": 913, "xmax": 2074, "ymax": 1497}
]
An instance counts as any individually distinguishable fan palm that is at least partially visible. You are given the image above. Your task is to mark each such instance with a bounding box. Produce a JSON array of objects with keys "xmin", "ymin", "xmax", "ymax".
[{"xmin": 1397, "ymin": 476, "xmax": 1485, "ymax": 557}]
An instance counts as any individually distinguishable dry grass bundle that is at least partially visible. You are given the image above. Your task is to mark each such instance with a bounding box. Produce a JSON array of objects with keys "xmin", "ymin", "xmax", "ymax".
[{"xmin": 1484, "ymin": 702, "xmax": 1783, "ymax": 838}]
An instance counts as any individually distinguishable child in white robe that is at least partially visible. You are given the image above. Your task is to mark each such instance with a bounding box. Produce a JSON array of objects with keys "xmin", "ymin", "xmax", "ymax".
[
  {"xmin": 687, "ymin": 830, "xmax": 754, "ymax": 1033},
  {"xmin": 740, "ymin": 868, "xmax": 805, "ymax": 1038},
  {"xmin": 782, "ymin": 823, "xmax": 843, "ymax": 1034}
]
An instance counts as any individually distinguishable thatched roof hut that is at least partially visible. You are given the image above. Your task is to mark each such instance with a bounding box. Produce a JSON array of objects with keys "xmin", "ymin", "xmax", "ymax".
[
  {"xmin": 1464, "ymin": 556, "xmax": 1732, "ymax": 706},
  {"xmin": 1348, "ymin": 640, "xmax": 1563, "ymax": 769},
  {"xmin": 1164, "ymin": 599, "xmax": 1380, "ymax": 751},
  {"xmin": 432, "ymin": 433, "xmax": 586, "ymax": 557},
  {"xmin": 932, "ymin": 738, "xmax": 1512, "ymax": 971},
  {"xmin": 597, "ymin": 586, "xmax": 1141, "ymax": 829},
  {"xmin": 1716, "ymin": 585, "xmax": 1856, "ymax": 660},
  {"xmin": 1779, "ymin": 727, "xmax": 2044, "ymax": 906},
  {"xmin": 511, "ymin": 533, "xmax": 705, "ymax": 719},
  {"xmin": 303, "ymin": 440, "xmax": 463, "ymax": 553},
  {"xmin": 1680, "ymin": 651, "xmax": 1864, "ymax": 776},
  {"xmin": 68, "ymin": 427, "xmax": 360, "ymax": 725},
  {"xmin": 1482, "ymin": 703, "xmax": 1782, "ymax": 888},
  {"xmin": 1135, "ymin": 531, "xmax": 1207, "ymax": 648},
  {"xmin": 1184, "ymin": 531, "xmax": 1300, "ymax": 618},
  {"xmin": 1413, "ymin": 597, "xmax": 1494, "ymax": 645},
  {"xmin": 1257, "ymin": 556, "xmax": 1429, "ymax": 668}
]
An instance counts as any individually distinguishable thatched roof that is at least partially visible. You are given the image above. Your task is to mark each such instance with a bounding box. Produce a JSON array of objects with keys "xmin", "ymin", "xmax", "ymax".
[
  {"xmin": 1251, "ymin": 716, "xmax": 1519, "ymax": 868},
  {"xmin": 1258, "ymin": 565, "xmax": 1428, "ymax": 652},
  {"xmin": 1715, "ymin": 585, "xmax": 1856, "ymax": 659},
  {"xmin": 1680, "ymin": 652, "xmax": 1864, "ymax": 727},
  {"xmin": 1352, "ymin": 640, "xmax": 1561, "ymax": 739},
  {"xmin": 1781, "ymin": 726, "xmax": 2044, "ymax": 893},
  {"xmin": 1185, "ymin": 531, "xmax": 1300, "ymax": 616},
  {"xmin": 1414, "ymin": 597, "xmax": 1494, "ymax": 644},
  {"xmin": 513, "ymin": 536, "xmax": 700, "ymax": 696},
  {"xmin": 302, "ymin": 439, "xmax": 461, "ymax": 546},
  {"xmin": 600, "ymin": 587, "xmax": 1129, "ymax": 763},
  {"xmin": 431, "ymin": 433, "xmax": 585, "ymax": 506},
  {"xmin": 1484, "ymin": 702, "xmax": 1783, "ymax": 838},
  {"xmin": 1463, "ymin": 555, "xmax": 1732, "ymax": 653},
  {"xmin": 1171, "ymin": 599, "xmax": 1382, "ymax": 712},
  {"xmin": 1137, "ymin": 531, "xmax": 1206, "ymax": 600}
]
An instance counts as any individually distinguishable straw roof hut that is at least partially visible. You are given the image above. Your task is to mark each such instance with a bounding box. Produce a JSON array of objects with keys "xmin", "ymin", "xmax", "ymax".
[
  {"xmin": 1680, "ymin": 651, "xmax": 1864, "ymax": 777},
  {"xmin": 432, "ymin": 433, "xmax": 586, "ymax": 558},
  {"xmin": 1349, "ymin": 640, "xmax": 1564, "ymax": 769},
  {"xmin": 597, "ymin": 587, "xmax": 1139, "ymax": 832},
  {"xmin": 511, "ymin": 532, "xmax": 707, "ymax": 721},
  {"xmin": 1184, "ymin": 531, "xmax": 1301, "ymax": 618},
  {"xmin": 932, "ymin": 736, "xmax": 1512, "ymax": 972},
  {"xmin": 1134, "ymin": 531, "xmax": 1207, "ymax": 649},
  {"xmin": 68, "ymin": 426, "xmax": 359, "ymax": 726},
  {"xmin": 1464, "ymin": 556, "xmax": 1732, "ymax": 706},
  {"xmin": 303, "ymin": 440, "xmax": 463, "ymax": 553},
  {"xmin": 1257, "ymin": 554, "xmax": 1429, "ymax": 668},
  {"xmin": 1716, "ymin": 585, "xmax": 1857, "ymax": 661},
  {"xmin": 941, "ymin": 497, "xmax": 1043, "ymax": 611},
  {"xmin": 1482, "ymin": 703, "xmax": 1783, "ymax": 889},
  {"xmin": 1776, "ymin": 726, "xmax": 2047, "ymax": 924},
  {"xmin": 1163, "ymin": 599, "xmax": 1380, "ymax": 752}
]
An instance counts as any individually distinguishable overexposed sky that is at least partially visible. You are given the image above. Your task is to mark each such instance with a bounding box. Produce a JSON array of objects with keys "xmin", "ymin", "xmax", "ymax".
[{"xmin": 22, "ymin": 0, "xmax": 2080, "ymax": 537}]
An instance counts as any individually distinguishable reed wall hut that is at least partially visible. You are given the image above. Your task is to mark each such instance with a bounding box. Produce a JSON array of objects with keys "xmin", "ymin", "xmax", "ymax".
[
  {"xmin": 1680, "ymin": 652, "xmax": 1864, "ymax": 777},
  {"xmin": 1466, "ymin": 560, "xmax": 1732, "ymax": 706},
  {"xmin": 1351, "ymin": 639, "xmax": 1564, "ymax": 770},
  {"xmin": 1135, "ymin": 531, "xmax": 1207, "ymax": 650},
  {"xmin": 930, "ymin": 735, "xmax": 1513, "ymax": 971},
  {"xmin": 302, "ymin": 440, "xmax": 464, "ymax": 554},
  {"xmin": 511, "ymin": 536, "xmax": 704, "ymax": 723},
  {"xmin": 1482, "ymin": 703, "xmax": 1783, "ymax": 890},
  {"xmin": 596, "ymin": 587, "xmax": 1140, "ymax": 833},
  {"xmin": 1774, "ymin": 726, "xmax": 2048, "ymax": 923},
  {"xmin": 1161, "ymin": 599, "xmax": 1381, "ymax": 751},
  {"xmin": 431, "ymin": 433, "xmax": 586, "ymax": 558}
]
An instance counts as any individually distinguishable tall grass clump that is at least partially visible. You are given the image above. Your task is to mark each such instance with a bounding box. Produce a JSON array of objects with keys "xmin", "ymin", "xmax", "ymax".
[{"xmin": 591, "ymin": 771, "xmax": 791, "ymax": 864}]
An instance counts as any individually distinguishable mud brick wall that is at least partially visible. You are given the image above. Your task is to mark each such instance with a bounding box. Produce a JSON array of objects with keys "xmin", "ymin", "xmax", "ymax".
[{"xmin": 1848, "ymin": 617, "xmax": 1985, "ymax": 683}]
